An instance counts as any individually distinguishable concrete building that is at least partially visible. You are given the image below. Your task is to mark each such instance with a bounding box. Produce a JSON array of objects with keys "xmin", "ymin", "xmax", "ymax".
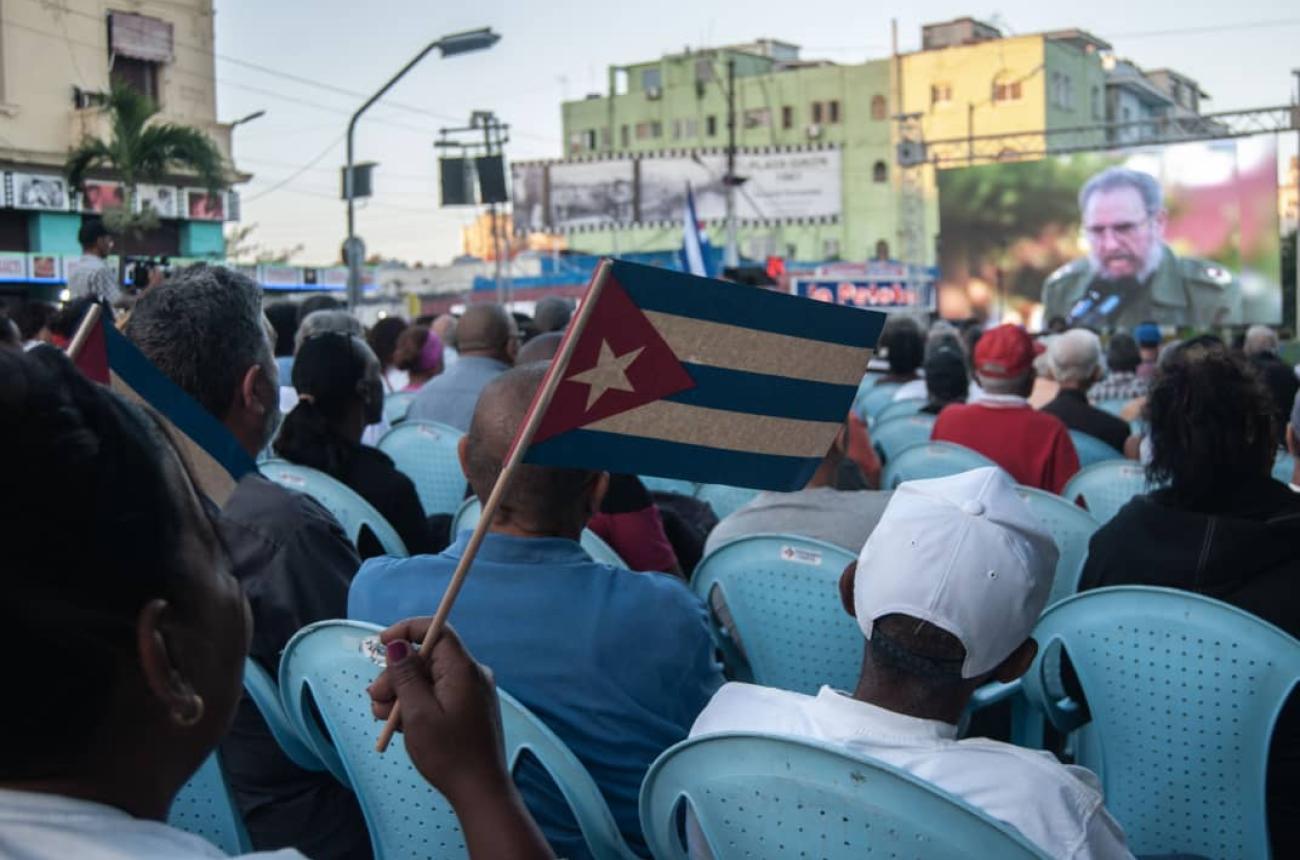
[{"xmin": 0, "ymin": 1, "xmax": 241, "ymax": 270}]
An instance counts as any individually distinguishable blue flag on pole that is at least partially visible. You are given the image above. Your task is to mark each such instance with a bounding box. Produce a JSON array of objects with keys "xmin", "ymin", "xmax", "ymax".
[{"xmin": 679, "ymin": 184, "xmax": 715, "ymax": 277}]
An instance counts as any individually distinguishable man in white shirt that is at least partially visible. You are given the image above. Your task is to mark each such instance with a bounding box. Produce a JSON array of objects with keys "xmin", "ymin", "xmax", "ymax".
[
  {"xmin": 691, "ymin": 467, "xmax": 1133, "ymax": 859},
  {"xmin": 65, "ymin": 220, "xmax": 119, "ymax": 304}
]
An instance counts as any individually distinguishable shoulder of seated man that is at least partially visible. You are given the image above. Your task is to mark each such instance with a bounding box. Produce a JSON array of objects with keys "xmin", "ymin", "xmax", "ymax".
[{"xmin": 226, "ymin": 473, "xmax": 351, "ymax": 542}]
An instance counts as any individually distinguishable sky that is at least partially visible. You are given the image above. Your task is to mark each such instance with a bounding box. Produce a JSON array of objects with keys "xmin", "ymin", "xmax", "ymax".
[{"xmin": 213, "ymin": 0, "xmax": 1300, "ymax": 266}]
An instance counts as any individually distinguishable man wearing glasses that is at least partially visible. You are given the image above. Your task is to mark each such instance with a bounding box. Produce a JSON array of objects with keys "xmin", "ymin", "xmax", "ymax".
[{"xmin": 1041, "ymin": 167, "xmax": 1240, "ymax": 329}]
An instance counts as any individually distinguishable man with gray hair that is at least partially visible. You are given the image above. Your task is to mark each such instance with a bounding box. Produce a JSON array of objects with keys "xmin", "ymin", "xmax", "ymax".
[
  {"xmin": 1042, "ymin": 166, "xmax": 1240, "ymax": 328},
  {"xmin": 1040, "ymin": 328, "xmax": 1133, "ymax": 453}
]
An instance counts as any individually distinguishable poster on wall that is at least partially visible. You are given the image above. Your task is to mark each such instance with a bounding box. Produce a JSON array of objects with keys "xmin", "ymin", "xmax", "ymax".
[
  {"xmin": 10, "ymin": 173, "xmax": 70, "ymax": 210},
  {"xmin": 83, "ymin": 180, "xmax": 126, "ymax": 213},
  {"xmin": 137, "ymin": 184, "xmax": 180, "ymax": 218},
  {"xmin": 0, "ymin": 253, "xmax": 27, "ymax": 281},
  {"xmin": 511, "ymin": 163, "xmax": 546, "ymax": 233},
  {"xmin": 185, "ymin": 188, "xmax": 226, "ymax": 221},
  {"xmin": 29, "ymin": 255, "xmax": 61, "ymax": 282},
  {"xmin": 547, "ymin": 160, "xmax": 635, "ymax": 230}
]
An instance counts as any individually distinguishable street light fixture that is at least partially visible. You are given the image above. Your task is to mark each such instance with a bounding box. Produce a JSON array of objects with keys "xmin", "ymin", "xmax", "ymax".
[
  {"xmin": 343, "ymin": 27, "xmax": 501, "ymax": 308},
  {"xmin": 229, "ymin": 109, "xmax": 267, "ymax": 129}
]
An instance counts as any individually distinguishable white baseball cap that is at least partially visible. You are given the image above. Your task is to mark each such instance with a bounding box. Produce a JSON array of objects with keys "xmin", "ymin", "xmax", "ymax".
[{"xmin": 854, "ymin": 467, "xmax": 1058, "ymax": 679}]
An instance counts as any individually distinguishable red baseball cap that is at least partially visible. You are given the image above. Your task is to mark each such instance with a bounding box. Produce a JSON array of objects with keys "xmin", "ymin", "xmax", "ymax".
[{"xmin": 974, "ymin": 324, "xmax": 1035, "ymax": 379}]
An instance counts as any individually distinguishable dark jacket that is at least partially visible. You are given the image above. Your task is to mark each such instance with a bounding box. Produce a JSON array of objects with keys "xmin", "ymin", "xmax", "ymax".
[
  {"xmin": 1040, "ymin": 388, "xmax": 1130, "ymax": 454},
  {"xmin": 217, "ymin": 473, "xmax": 372, "ymax": 859},
  {"xmin": 340, "ymin": 444, "xmax": 439, "ymax": 558},
  {"xmin": 1080, "ymin": 475, "xmax": 1300, "ymax": 854}
]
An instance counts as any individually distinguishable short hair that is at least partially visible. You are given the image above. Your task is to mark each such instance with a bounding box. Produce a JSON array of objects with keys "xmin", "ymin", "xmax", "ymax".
[
  {"xmin": 296, "ymin": 295, "xmax": 342, "ymax": 326},
  {"xmin": 1106, "ymin": 332, "xmax": 1141, "ymax": 373},
  {"xmin": 264, "ymin": 302, "xmax": 299, "ymax": 358},
  {"xmin": 979, "ymin": 369, "xmax": 1033, "ymax": 396},
  {"xmin": 867, "ymin": 614, "xmax": 968, "ymax": 686},
  {"xmin": 532, "ymin": 296, "xmax": 574, "ymax": 334},
  {"xmin": 1147, "ymin": 341, "xmax": 1275, "ymax": 507},
  {"xmin": 1243, "ymin": 324, "xmax": 1279, "ymax": 358},
  {"xmin": 923, "ymin": 346, "xmax": 969, "ymax": 404},
  {"xmin": 77, "ymin": 218, "xmax": 110, "ymax": 248},
  {"xmin": 393, "ymin": 325, "xmax": 439, "ymax": 373},
  {"xmin": 295, "ymin": 309, "xmax": 362, "ymax": 354},
  {"xmin": 367, "ymin": 316, "xmax": 408, "ymax": 368},
  {"xmin": 123, "ymin": 264, "xmax": 270, "ymax": 421},
  {"xmin": 880, "ymin": 315, "xmax": 924, "ymax": 376},
  {"xmin": 1047, "ymin": 329, "xmax": 1103, "ymax": 385},
  {"xmin": 14, "ymin": 301, "xmax": 56, "ymax": 340},
  {"xmin": 1078, "ymin": 167, "xmax": 1163, "ymax": 216}
]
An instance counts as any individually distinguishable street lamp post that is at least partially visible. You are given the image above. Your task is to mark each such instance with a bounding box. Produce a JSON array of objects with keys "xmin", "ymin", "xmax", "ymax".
[{"xmin": 344, "ymin": 27, "xmax": 501, "ymax": 308}]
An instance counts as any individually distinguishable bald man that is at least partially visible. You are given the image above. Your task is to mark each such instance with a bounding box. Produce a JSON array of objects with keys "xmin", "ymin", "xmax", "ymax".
[
  {"xmin": 407, "ymin": 302, "xmax": 518, "ymax": 431},
  {"xmin": 349, "ymin": 365, "xmax": 721, "ymax": 858}
]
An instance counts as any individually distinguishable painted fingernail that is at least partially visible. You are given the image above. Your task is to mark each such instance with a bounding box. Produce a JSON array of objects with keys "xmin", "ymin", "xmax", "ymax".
[{"xmin": 386, "ymin": 641, "xmax": 410, "ymax": 663}]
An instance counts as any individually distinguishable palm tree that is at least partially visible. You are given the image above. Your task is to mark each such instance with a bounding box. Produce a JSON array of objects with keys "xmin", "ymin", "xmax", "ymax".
[{"xmin": 65, "ymin": 85, "xmax": 227, "ymax": 250}]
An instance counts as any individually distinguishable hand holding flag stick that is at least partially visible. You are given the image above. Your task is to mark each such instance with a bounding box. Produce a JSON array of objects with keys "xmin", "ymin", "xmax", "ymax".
[{"xmin": 374, "ymin": 260, "xmax": 615, "ymax": 753}]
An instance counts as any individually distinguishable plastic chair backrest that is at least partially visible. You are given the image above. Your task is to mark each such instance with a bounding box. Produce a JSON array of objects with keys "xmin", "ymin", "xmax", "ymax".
[
  {"xmin": 383, "ymin": 391, "xmax": 416, "ymax": 425},
  {"xmin": 1059, "ymin": 459, "xmax": 1150, "ymax": 525},
  {"xmin": 1012, "ymin": 486, "xmax": 1098, "ymax": 606},
  {"xmin": 377, "ymin": 421, "xmax": 468, "ymax": 517},
  {"xmin": 1021, "ymin": 587, "xmax": 1300, "ymax": 859},
  {"xmin": 640, "ymin": 475, "xmax": 701, "ymax": 497},
  {"xmin": 694, "ymin": 482, "xmax": 760, "ymax": 521},
  {"xmin": 857, "ymin": 382, "xmax": 901, "ymax": 422},
  {"xmin": 880, "ymin": 441, "xmax": 998, "ymax": 489},
  {"xmin": 1067, "ymin": 429, "xmax": 1124, "ymax": 467},
  {"xmin": 872, "ymin": 413, "xmax": 937, "ymax": 463},
  {"xmin": 262, "ymin": 460, "xmax": 408, "ymax": 557},
  {"xmin": 640, "ymin": 733, "xmax": 1049, "ymax": 860},
  {"xmin": 691, "ymin": 535, "xmax": 860, "ymax": 694},
  {"xmin": 242, "ymin": 657, "xmax": 324, "ymax": 772},
  {"xmin": 167, "ymin": 752, "xmax": 253, "ymax": 855},
  {"xmin": 1272, "ymin": 450, "xmax": 1294, "ymax": 484},
  {"xmin": 874, "ymin": 396, "xmax": 926, "ymax": 425},
  {"xmin": 1092, "ymin": 398, "xmax": 1129, "ymax": 417},
  {"xmin": 498, "ymin": 690, "xmax": 640, "ymax": 860},
  {"xmin": 450, "ymin": 496, "xmax": 628, "ymax": 567}
]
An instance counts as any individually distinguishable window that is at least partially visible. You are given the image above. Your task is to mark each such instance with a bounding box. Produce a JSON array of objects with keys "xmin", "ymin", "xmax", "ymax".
[
  {"xmin": 583, "ymin": 129, "xmax": 597, "ymax": 149},
  {"xmin": 620, "ymin": 125, "xmax": 629, "ymax": 147},
  {"xmin": 993, "ymin": 80, "xmax": 1022, "ymax": 102},
  {"xmin": 930, "ymin": 83, "xmax": 953, "ymax": 106},
  {"xmin": 635, "ymin": 121, "xmax": 662, "ymax": 140},
  {"xmin": 743, "ymin": 107, "xmax": 771, "ymax": 129},
  {"xmin": 872, "ymin": 160, "xmax": 888, "ymax": 183},
  {"xmin": 1090, "ymin": 86, "xmax": 1102, "ymax": 120},
  {"xmin": 695, "ymin": 59, "xmax": 714, "ymax": 83},
  {"xmin": 108, "ymin": 12, "xmax": 171, "ymax": 104},
  {"xmin": 1050, "ymin": 72, "xmax": 1073, "ymax": 110},
  {"xmin": 811, "ymin": 101, "xmax": 824, "ymax": 124},
  {"xmin": 781, "ymin": 105, "xmax": 794, "ymax": 130},
  {"xmin": 641, "ymin": 67, "xmax": 662, "ymax": 92},
  {"xmin": 600, "ymin": 127, "xmax": 611, "ymax": 147},
  {"xmin": 672, "ymin": 119, "xmax": 683, "ymax": 140},
  {"xmin": 567, "ymin": 132, "xmax": 583, "ymax": 154},
  {"xmin": 681, "ymin": 118, "xmax": 699, "ymax": 138},
  {"xmin": 870, "ymin": 94, "xmax": 887, "ymax": 120},
  {"xmin": 111, "ymin": 56, "xmax": 160, "ymax": 102},
  {"xmin": 828, "ymin": 100, "xmax": 841, "ymax": 123},
  {"xmin": 822, "ymin": 237, "xmax": 840, "ymax": 259},
  {"xmin": 706, "ymin": 115, "xmax": 717, "ymax": 136}
]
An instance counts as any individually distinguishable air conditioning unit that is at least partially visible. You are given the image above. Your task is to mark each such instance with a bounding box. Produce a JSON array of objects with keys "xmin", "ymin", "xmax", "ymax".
[
  {"xmin": 896, "ymin": 140, "xmax": 927, "ymax": 167},
  {"xmin": 806, "ymin": 123, "xmax": 823, "ymax": 139},
  {"xmin": 646, "ymin": 86, "xmax": 662, "ymax": 100}
]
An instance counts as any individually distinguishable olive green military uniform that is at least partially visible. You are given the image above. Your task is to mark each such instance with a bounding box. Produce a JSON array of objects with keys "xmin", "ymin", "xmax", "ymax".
[{"xmin": 1041, "ymin": 246, "xmax": 1240, "ymax": 329}]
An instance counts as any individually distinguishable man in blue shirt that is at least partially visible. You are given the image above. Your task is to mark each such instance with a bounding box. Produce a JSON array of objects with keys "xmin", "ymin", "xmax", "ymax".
[
  {"xmin": 406, "ymin": 303, "xmax": 518, "ymax": 431},
  {"xmin": 349, "ymin": 365, "xmax": 723, "ymax": 858}
]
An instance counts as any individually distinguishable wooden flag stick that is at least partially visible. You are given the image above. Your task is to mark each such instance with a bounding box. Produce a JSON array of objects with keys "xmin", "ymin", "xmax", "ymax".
[
  {"xmin": 375, "ymin": 259, "xmax": 615, "ymax": 753},
  {"xmin": 64, "ymin": 302, "xmax": 104, "ymax": 363}
]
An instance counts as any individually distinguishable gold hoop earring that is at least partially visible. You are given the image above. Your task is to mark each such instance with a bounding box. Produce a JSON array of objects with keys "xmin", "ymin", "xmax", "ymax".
[{"xmin": 171, "ymin": 694, "xmax": 205, "ymax": 728}]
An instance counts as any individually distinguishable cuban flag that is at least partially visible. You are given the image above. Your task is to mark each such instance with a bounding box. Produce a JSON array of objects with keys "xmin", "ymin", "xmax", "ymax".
[{"xmin": 679, "ymin": 184, "xmax": 715, "ymax": 278}]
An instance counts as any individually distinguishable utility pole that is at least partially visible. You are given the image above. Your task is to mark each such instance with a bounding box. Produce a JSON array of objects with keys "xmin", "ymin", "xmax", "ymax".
[{"xmin": 724, "ymin": 58, "xmax": 739, "ymax": 269}]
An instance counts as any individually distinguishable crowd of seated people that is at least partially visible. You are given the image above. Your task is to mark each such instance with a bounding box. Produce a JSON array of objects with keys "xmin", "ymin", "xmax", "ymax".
[{"xmin": 6, "ymin": 262, "xmax": 1300, "ymax": 860}]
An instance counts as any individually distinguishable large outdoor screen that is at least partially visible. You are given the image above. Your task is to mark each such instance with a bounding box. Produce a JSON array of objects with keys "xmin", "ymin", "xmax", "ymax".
[{"xmin": 936, "ymin": 136, "xmax": 1281, "ymax": 327}]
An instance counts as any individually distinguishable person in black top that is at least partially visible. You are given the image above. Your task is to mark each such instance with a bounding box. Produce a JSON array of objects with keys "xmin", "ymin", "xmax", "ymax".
[
  {"xmin": 275, "ymin": 331, "xmax": 438, "ymax": 558},
  {"xmin": 1040, "ymin": 328, "xmax": 1131, "ymax": 454},
  {"xmin": 918, "ymin": 346, "xmax": 969, "ymax": 416}
]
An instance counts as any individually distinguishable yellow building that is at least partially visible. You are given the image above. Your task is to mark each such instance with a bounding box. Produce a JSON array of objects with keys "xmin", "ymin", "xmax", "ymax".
[
  {"xmin": 461, "ymin": 211, "xmax": 565, "ymax": 259},
  {"xmin": 0, "ymin": 1, "xmax": 241, "ymax": 261}
]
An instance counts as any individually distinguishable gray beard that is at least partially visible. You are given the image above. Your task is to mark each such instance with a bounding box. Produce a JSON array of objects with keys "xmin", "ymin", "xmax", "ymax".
[{"xmin": 1091, "ymin": 243, "xmax": 1165, "ymax": 284}]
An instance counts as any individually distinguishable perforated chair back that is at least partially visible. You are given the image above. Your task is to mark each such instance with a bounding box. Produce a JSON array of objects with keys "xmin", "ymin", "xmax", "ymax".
[
  {"xmin": 640, "ymin": 475, "xmax": 701, "ymax": 497},
  {"xmin": 880, "ymin": 441, "xmax": 998, "ymax": 489},
  {"xmin": 167, "ymin": 752, "xmax": 253, "ymax": 855},
  {"xmin": 691, "ymin": 535, "xmax": 859, "ymax": 694},
  {"xmin": 1020, "ymin": 587, "xmax": 1300, "ymax": 859},
  {"xmin": 874, "ymin": 396, "xmax": 926, "ymax": 424},
  {"xmin": 1059, "ymin": 459, "xmax": 1150, "ymax": 525},
  {"xmin": 872, "ymin": 413, "xmax": 937, "ymax": 463},
  {"xmin": 449, "ymin": 497, "xmax": 628, "ymax": 568},
  {"xmin": 694, "ymin": 483, "xmax": 761, "ymax": 520},
  {"xmin": 383, "ymin": 391, "xmax": 416, "ymax": 425},
  {"xmin": 639, "ymin": 733, "xmax": 1049, "ymax": 860},
  {"xmin": 1012, "ymin": 486, "xmax": 1098, "ymax": 606},
  {"xmin": 1272, "ymin": 450, "xmax": 1294, "ymax": 484},
  {"xmin": 376, "ymin": 421, "xmax": 468, "ymax": 517},
  {"xmin": 262, "ymin": 459, "xmax": 408, "ymax": 557},
  {"xmin": 1067, "ymin": 430, "xmax": 1124, "ymax": 467},
  {"xmin": 857, "ymin": 382, "xmax": 902, "ymax": 422},
  {"xmin": 242, "ymin": 658, "xmax": 324, "ymax": 772}
]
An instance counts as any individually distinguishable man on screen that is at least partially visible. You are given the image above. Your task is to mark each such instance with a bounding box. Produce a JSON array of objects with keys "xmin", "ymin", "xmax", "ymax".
[{"xmin": 1041, "ymin": 167, "xmax": 1240, "ymax": 328}]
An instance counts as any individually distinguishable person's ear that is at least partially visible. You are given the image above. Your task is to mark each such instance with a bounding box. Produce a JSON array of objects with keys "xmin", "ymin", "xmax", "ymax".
[
  {"xmin": 1152, "ymin": 209, "xmax": 1168, "ymax": 235},
  {"xmin": 838, "ymin": 561, "xmax": 857, "ymax": 618},
  {"xmin": 239, "ymin": 363, "xmax": 269, "ymax": 413},
  {"xmin": 992, "ymin": 638, "xmax": 1038, "ymax": 684},
  {"xmin": 136, "ymin": 599, "xmax": 205, "ymax": 728}
]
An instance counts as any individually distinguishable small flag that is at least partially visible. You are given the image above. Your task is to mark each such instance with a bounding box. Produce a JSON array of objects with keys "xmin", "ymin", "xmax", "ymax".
[
  {"xmin": 679, "ymin": 184, "xmax": 715, "ymax": 278},
  {"xmin": 71, "ymin": 307, "xmax": 255, "ymax": 506},
  {"xmin": 524, "ymin": 260, "xmax": 885, "ymax": 491}
]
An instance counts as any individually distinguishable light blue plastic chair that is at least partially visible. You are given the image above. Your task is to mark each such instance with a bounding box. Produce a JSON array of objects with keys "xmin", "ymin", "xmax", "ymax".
[
  {"xmin": 694, "ymin": 483, "xmax": 761, "ymax": 520},
  {"xmin": 167, "ymin": 752, "xmax": 253, "ymax": 855},
  {"xmin": 857, "ymin": 382, "xmax": 902, "ymax": 423},
  {"xmin": 1013, "ymin": 486, "xmax": 1098, "ymax": 606},
  {"xmin": 1020, "ymin": 587, "xmax": 1300, "ymax": 859},
  {"xmin": 450, "ymin": 496, "xmax": 628, "ymax": 567},
  {"xmin": 1272, "ymin": 449, "xmax": 1294, "ymax": 484},
  {"xmin": 874, "ymin": 396, "xmax": 926, "ymax": 425},
  {"xmin": 871, "ymin": 412, "xmax": 937, "ymax": 463},
  {"xmin": 640, "ymin": 733, "xmax": 1049, "ymax": 860},
  {"xmin": 880, "ymin": 441, "xmax": 998, "ymax": 489},
  {"xmin": 691, "ymin": 535, "xmax": 859, "ymax": 694},
  {"xmin": 377, "ymin": 421, "xmax": 468, "ymax": 517},
  {"xmin": 1059, "ymin": 459, "xmax": 1150, "ymax": 525},
  {"xmin": 280, "ymin": 620, "xmax": 638, "ymax": 860},
  {"xmin": 640, "ymin": 475, "xmax": 701, "ymax": 497},
  {"xmin": 382, "ymin": 391, "xmax": 416, "ymax": 425},
  {"xmin": 242, "ymin": 657, "xmax": 325, "ymax": 772},
  {"xmin": 1092, "ymin": 398, "xmax": 1130, "ymax": 417},
  {"xmin": 1067, "ymin": 429, "xmax": 1124, "ymax": 467},
  {"xmin": 262, "ymin": 459, "xmax": 408, "ymax": 557}
]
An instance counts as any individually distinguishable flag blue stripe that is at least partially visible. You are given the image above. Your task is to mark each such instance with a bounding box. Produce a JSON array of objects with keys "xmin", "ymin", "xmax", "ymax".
[
  {"xmin": 668, "ymin": 363, "xmax": 857, "ymax": 422},
  {"xmin": 526, "ymin": 429, "xmax": 822, "ymax": 491},
  {"xmin": 611, "ymin": 259, "xmax": 884, "ymax": 348},
  {"xmin": 105, "ymin": 324, "xmax": 256, "ymax": 480}
]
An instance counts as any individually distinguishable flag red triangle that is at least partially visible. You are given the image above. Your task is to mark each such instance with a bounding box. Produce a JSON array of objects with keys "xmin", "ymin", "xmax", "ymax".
[{"xmin": 72, "ymin": 311, "xmax": 110, "ymax": 385}]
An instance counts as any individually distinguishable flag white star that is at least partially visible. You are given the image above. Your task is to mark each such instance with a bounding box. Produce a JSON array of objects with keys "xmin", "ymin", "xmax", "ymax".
[{"xmin": 567, "ymin": 340, "xmax": 645, "ymax": 411}]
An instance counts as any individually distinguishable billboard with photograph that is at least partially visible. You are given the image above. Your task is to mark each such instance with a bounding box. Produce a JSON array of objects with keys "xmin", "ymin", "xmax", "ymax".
[
  {"xmin": 936, "ymin": 136, "xmax": 1281, "ymax": 327},
  {"xmin": 637, "ymin": 149, "xmax": 843, "ymax": 223},
  {"xmin": 137, "ymin": 184, "xmax": 180, "ymax": 218},
  {"xmin": 547, "ymin": 161, "xmax": 635, "ymax": 230},
  {"xmin": 82, "ymin": 180, "xmax": 125, "ymax": 213},
  {"xmin": 185, "ymin": 188, "xmax": 227, "ymax": 221},
  {"xmin": 10, "ymin": 173, "xmax": 70, "ymax": 210},
  {"xmin": 511, "ymin": 163, "xmax": 546, "ymax": 234}
]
